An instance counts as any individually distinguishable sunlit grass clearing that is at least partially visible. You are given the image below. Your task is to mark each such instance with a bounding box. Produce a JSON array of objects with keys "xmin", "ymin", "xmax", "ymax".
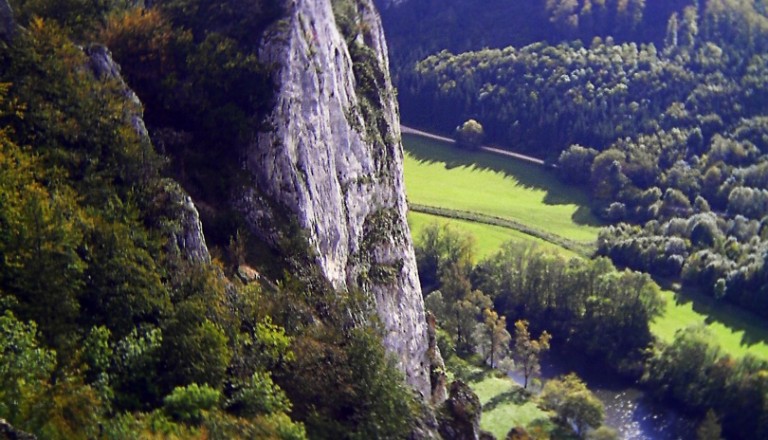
[
  {"xmin": 407, "ymin": 211, "xmax": 577, "ymax": 261},
  {"xmin": 403, "ymin": 133, "xmax": 601, "ymax": 243}
]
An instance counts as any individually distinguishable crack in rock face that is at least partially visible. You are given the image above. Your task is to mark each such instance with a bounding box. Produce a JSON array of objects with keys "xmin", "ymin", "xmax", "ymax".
[{"xmin": 241, "ymin": 0, "xmax": 436, "ymax": 398}]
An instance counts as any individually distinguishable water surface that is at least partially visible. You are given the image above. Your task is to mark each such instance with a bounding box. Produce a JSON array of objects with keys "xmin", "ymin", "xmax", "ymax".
[{"xmin": 508, "ymin": 354, "xmax": 695, "ymax": 440}]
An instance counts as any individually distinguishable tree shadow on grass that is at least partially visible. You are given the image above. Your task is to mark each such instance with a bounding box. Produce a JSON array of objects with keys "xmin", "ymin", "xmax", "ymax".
[
  {"xmin": 483, "ymin": 387, "xmax": 532, "ymax": 412},
  {"xmin": 403, "ymin": 132, "xmax": 602, "ymax": 228},
  {"xmin": 658, "ymin": 278, "xmax": 768, "ymax": 350},
  {"xmin": 571, "ymin": 205, "xmax": 604, "ymax": 228},
  {"xmin": 404, "ymin": 132, "xmax": 552, "ymax": 189},
  {"xmin": 465, "ymin": 369, "xmax": 487, "ymax": 383}
]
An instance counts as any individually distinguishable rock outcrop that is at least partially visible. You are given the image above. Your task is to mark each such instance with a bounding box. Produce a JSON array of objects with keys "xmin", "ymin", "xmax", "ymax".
[
  {"xmin": 86, "ymin": 45, "xmax": 150, "ymax": 141},
  {"xmin": 86, "ymin": 45, "xmax": 211, "ymax": 265},
  {"xmin": 438, "ymin": 381, "xmax": 483, "ymax": 440},
  {"xmin": 427, "ymin": 312, "xmax": 448, "ymax": 404},
  {"xmin": 0, "ymin": 418, "xmax": 36, "ymax": 440},
  {"xmin": 240, "ymin": 0, "xmax": 435, "ymax": 398},
  {"xmin": 158, "ymin": 181, "xmax": 212, "ymax": 264}
]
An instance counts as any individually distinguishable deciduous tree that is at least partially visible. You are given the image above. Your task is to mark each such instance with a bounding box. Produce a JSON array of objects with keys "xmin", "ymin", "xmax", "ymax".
[
  {"xmin": 473, "ymin": 308, "xmax": 511, "ymax": 368},
  {"xmin": 455, "ymin": 119, "xmax": 485, "ymax": 149},
  {"xmin": 513, "ymin": 320, "xmax": 551, "ymax": 389},
  {"xmin": 540, "ymin": 373, "xmax": 604, "ymax": 437}
]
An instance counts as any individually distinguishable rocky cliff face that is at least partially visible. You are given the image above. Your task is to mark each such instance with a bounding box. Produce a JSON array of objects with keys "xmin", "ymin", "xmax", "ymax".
[
  {"xmin": 87, "ymin": 44, "xmax": 211, "ymax": 265},
  {"xmin": 239, "ymin": 0, "xmax": 434, "ymax": 398}
]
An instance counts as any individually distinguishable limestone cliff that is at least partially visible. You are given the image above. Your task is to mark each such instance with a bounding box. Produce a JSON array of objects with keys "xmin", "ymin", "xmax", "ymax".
[
  {"xmin": 87, "ymin": 44, "xmax": 211, "ymax": 265},
  {"xmin": 239, "ymin": 0, "xmax": 434, "ymax": 398}
]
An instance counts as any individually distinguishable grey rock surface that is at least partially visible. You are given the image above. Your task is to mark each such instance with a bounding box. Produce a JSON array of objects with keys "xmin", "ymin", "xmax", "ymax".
[
  {"xmin": 0, "ymin": 418, "xmax": 37, "ymax": 440},
  {"xmin": 86, "ymin": 45, "xmax": 149, "ymax": 140},
  {"xmin": 438, "ymin": 381, "xmax": 483, "ymax": 440},
  {"xmin": 241, "ymin": 0, "xmax": 433, "ymax": 397},
  {"xmin": 86, "ymin": 46, "xmax": 210, "ymax": 265},
  {"xmin": 161, "ymin": 180, "xmax": 212, "ymax": 264},
  {"xmin": 427, "ymin": 312, "xmax": 448, "ymax": 405}
]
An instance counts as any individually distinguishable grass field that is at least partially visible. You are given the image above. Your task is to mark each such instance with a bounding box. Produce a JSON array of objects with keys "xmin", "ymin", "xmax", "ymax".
[
  {"xmin": 452, "ymin": 364, "xmax": 555, "ymax": 439},
  {"xmin": 652, "ymin": 288, "xmax": 768, "ymax": 358},
  {"xmin": 408, "ymin": 211, "xmax": 577, "ymax": 260},
  {"xmin": 403, "ymin": 132, "xmax": 602, "ymax": 244},
  {"xmin": 403, "ymin": 131, "xmax": 768, "ymax": 360}
]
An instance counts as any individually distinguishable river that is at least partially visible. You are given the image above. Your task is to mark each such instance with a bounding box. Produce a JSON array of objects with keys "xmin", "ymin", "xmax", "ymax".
[
  {"xmin": 508, "ymin": 354, "xmax": 696, "ymax": 440},
  {"xmin": 400, "ymin": 129, "xmax": 697, "ymax": 438}
]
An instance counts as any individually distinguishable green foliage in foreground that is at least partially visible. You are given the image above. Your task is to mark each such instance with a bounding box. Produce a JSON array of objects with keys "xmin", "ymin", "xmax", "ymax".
[
  {"xmin": 163, "ymin": 384, "xmax": 221, "ymax": 424},
  {"xmin": 0, "ymin": 3, "xmax": 419, "ymax": 438}
]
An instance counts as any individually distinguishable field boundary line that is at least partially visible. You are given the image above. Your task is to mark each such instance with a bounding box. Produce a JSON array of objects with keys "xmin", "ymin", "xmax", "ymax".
[{"xmin": 409, "ymin": 203, "xmax": 594, "ymax": 257}]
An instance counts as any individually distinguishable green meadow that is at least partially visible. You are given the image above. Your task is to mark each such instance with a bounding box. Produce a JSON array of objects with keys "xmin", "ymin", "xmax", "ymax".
[
  {"xmin": 403, "ymin": 131, "xmax": 768, "ymax": 360},
  {"xmin": 652, "ymin": 287, "xmax": 768, "ymax": 358},
  {"xmin": 407, "ymin": 211, "xmax": 576, "ymax": 260},
  {"xmin": 448, "ymin": 364, "xmax": 555, "ymax": 439},
  {"xmin": 403, "ymin": 132, "xmax": 602, "ymax": 245}
]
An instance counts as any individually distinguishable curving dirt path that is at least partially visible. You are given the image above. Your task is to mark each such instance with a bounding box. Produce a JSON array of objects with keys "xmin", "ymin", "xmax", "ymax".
[{"xmin": 400, "ymin": 125, "xmax": 548, "ymax": 167}]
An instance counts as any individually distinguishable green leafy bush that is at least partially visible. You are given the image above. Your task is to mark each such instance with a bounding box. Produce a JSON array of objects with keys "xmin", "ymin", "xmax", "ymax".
[{"xmin": 163, "ymin": 383, "xmax": 221, "ymax": 424}]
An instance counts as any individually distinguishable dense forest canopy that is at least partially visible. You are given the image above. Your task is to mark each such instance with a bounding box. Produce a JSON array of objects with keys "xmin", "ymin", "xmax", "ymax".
[{"xmin": 379, "ymin": 0, "xmax": 695, "ymax": 75}]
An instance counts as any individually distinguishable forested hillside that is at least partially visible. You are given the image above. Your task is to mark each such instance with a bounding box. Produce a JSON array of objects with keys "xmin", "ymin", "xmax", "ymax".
[
  {"xmin": 0, "ymin": 1, "xmax": 427, "ymax": 438},
  {"xmin": 392, "ymin": 0, "xmax": 768, "ymax": 320},
  {"xmin": 378, "ymin": 0, "xmax": 692, "ymax": 76}
]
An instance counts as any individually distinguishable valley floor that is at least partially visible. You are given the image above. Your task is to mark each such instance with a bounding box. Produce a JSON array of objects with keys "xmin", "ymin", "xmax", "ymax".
[{"xmin": 403, "ymin": 129, "xmax": 768, "ymax": 360}]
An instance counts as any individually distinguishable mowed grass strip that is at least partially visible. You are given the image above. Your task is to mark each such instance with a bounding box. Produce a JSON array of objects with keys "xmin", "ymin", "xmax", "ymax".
[
  {"xmin": 410, "ymin": 204, "xmax": 593, "ymax": 257},
  {"xmin": 407, "ymin": 211, "xmax": 576, "ymax": 260},
  {"xmin": 403, "ymin": 132, "xmax": 602, "ymax": 244}
]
